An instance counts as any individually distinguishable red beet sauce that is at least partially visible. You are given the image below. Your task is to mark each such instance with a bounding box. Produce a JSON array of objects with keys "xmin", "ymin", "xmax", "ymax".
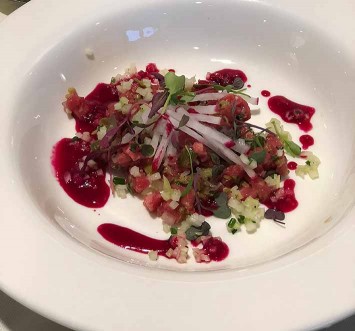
[
  {"xmin": 287, "ymin": 161, "xmax": 298, "ymax": 170},
  {"xmin": 51, "ymin": 138, "xmax": 110, "ymax": 208},
  {"xmin": 202, "ymin": 237, "xmax": 229, "ymax": 262},
  {"xmin": 268, "ymin": 96, "xmax": 315, "ymax": 132},
  {"xmin": 75, "ymin": 83, "xmax": 119, "ymax": 133},
  {"xmin": 299, "ymin": 134, "xmax": 314, "ymax": 150},
  {"xmin": 265, "ymin": 179, "xmax": 298, "ymax": 213},
  {"xmin": 97, "ymin": 223, "xmax": 171, "ymax": 255},
  {"xmin": 207, "ymin": 68, "xmax": 248, "ymax": 85},
  {"xmin": 261, "ymin": 90, "xmax": 271, "ymax": 97}
]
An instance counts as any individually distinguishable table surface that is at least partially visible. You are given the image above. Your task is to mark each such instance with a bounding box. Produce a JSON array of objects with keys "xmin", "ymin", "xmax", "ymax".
[{"xmin": 0, "ymin": 1, "xmax": 354, "ymax": 330}]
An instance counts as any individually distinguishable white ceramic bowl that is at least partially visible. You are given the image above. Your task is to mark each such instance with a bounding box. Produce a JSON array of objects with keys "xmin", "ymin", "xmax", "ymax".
[{"xmin": 1, "ymin": 0, "xmax": 355, "ymax": 330}]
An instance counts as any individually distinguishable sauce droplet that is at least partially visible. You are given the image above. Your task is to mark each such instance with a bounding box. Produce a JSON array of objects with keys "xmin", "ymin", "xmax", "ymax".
[
  {"xmin": 287, "ymin": 161, "xmax": 298, "ymax": 170},
  {"xmin": 51, "ymin": 138, "xmax": 110, "ymax": 208},
  {"xmin": 261, "ymin": 90, "xmax": 271, "ymax": 97},
  {"xmin": 268, "ymin": 96, "xmax": 315, "ymax": 132},
  {"xmin": 207, "ymin": 68, "xmax": 248, "ymax": 85},
  {"xmin": 202, "ymin": 237, "xmax": 229, "ymax": 262},
  {"xmin": 247, "ymin": 84, "xmax": 251, "ymax": 88},
  {"xmin": 265, "ymin": 179, "xmax": 298, "ymax": 213},
  {"xmin": 98, "ymin": 224, "xmax": 171, "ymax": 255},
  {"xmin": 299, "ymin": 134, "xmax": 314, "ymax": 149}
]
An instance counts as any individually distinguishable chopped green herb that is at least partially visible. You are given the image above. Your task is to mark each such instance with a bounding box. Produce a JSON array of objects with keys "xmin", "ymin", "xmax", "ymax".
[
  {"xmin": 170, "ymin": 227, "xmax": 178, "ymax": 235},
  {"xmin": 113, "ymin": 177, "xmax": 126, "ymax": 185},
  {"xmin": 306, "ymin": 160, "xmax": 311, "ymax": 166},
  {"xmin": 141, "ymin": 144, "xmax": 154, "ymax": 157},
  {"xmin": 228, "ymin": 218, "xmax": 237, "ymax": 228},
  {"xmin": 238, "ymin": 215, "xmax": 245, "ymax": 224},
  {"xmin": 231, "ymin": 229, "xmax": 238, "ymax": 234},
  {"xmin": 250, "ymin": 150, "xmax": 266, "ymax": 164},
  {"xmin": 110, "ymin": 77, "xmax": 116, "ymax": 84},
  {"xmin": 71, "ymin": 136, "xmax": 80, "ymax": 142}
]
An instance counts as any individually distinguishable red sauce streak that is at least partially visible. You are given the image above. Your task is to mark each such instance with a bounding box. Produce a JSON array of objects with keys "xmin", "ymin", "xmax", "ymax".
[
  {"xmin": 75, "ymin": 83, "xmax": 119, "ymax": 133},
  {"xmin": 268, "ymin": 96, "xmax": 315, "ymax": 132},
  {"xmin": 202, "ymin": 237, "xmax": 229, "ymax": 262},
  {"xmin": 299, "ymin": 134, "xmax": 314, "ymax": 150},
  {"xmin": 51, "ymin": 138, "xmax": 110, "ymax": 208},
  {"xmin": 287, "ymin": 161, "xmax": 298, "ymax": 170},
  {"xmin": 207, "ymin": 68, "xmax": 248, "ymax": 85},
  {"xmin": 265, "ymin": 179, "xmax": 298, "ymax": 213},
  {"xmin": 261, "ymin": 90, "xmax": 271, "ymax": 97},
  {"xmin": 224, "ymin": 141, "xmax": 235, "ymax": 148},
  {"xmin": 146, "ymin": 63, "xmax": 159, "ymax": 73},
  {"xmin": 98, "ymin": 223, "xmax": 171, "ymax": 255}
]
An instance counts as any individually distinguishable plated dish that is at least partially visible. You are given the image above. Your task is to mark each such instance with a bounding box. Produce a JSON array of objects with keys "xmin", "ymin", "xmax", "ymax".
[
  {"xmin": 53, "ymin": 63, "xmax": 320, "ymax": 264},
  {"xmin": 1, "ymin": 0, "xmax": 355, "ymax": 330}
]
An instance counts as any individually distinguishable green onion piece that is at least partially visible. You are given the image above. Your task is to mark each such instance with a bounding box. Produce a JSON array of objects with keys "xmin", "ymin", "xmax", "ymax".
[
  {"xmin": 228, "ymin": 218, "xmax": 237, "ymax": 228},
  {"xmin": 113, "ymin": 177, "xmax": 126, "ymax": 185},
  {"xmin": 170, "ymin": 227, "xmax": 178, "ymax": 235},
  {"xmin": 71, "ymin": 136, "xmax": 80, "ymax": 142},
  {"xmin": 306, "ymin": 160, "xmax": 311, "ymax": 166}
]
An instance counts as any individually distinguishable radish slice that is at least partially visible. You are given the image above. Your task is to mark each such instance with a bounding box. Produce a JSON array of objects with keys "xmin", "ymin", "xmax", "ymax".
[
  {"xmin": 190, "ymin": 105, "xmax": 216, "ymax": 114},
  {"xmin": 170, "ymin": 108, "xmax": 249, "ymax": 154},
  {"xmin": 187, "ymin": 113, "xmax": 221, "ymax": 125},
  {"xmin": 192, "ymin": 92, "xmax": 228, "ymax": 102},
  {"xmin": 152, "ymin": 121, "xmax": 173, "ymax": 171},
  {"xmin": 240, "ymin": 95, "xmax": 259, "ymax": 105}
]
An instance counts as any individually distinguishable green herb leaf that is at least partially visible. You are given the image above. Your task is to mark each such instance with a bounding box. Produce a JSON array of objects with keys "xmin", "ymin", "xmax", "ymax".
[
  {"xmin": 130, "ymin": 143, "xmax": 138, "ymax": 152},
  {"xmin": 113, "ymin": 177, "xmax": 125, "ymax": 185},
  {"xmin": 90, "ymin": 141, "xmax": 100, "ymax": 151},
  {"xmin": 179, "ymin": 92, "xmax": 195, "ymax": 103},
  {"xmin": 170, "ymin": 227, "xmax": 178, "ymax": 235},
  {"xmin": 306, "ymin": 160, "xmax": 311, "ymax": 166},
  {"xmin": 141, "ymin": 144, "xmax": 154, "ymax": 157},
  {"xmin": 164, "ymin": 72, "xmax": 185, "ymax": 95},
  {"xmin": 178, "ymin": 114, "xmax": 190, "ymax": 129},
  {"xmin": 185, "ymin": 221, "xmax": 211, "ymax": 241},
  {"xmin": 250, "ymin": 150, "xmax": 266, "ymax": 164},
  {"xmin": 284, "ymin": 140, "xmax": 301, "ymax": 157},
  {"xmin": 212, "ymin": 164, "xmax": 225, "ymax": 179},
  {"xmin": 210, "ymin": 152, "xmax": 221, "ymax": 165},
  {"xmin": 213, "ymin": 192, "xmax": 231, "ymax": 219},
  {"xmin": 181, "ymin": 146, "xmax": 194, "ymax": 198}
]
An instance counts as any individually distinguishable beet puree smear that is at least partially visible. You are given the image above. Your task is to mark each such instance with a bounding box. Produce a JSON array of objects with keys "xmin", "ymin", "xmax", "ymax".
[
  {"xmin": 97, "ymin": 223, "xmax": 229, "ymax": 262},
  {"xmin": 98, "ymin": 224, "xmax": 171, "ymax": 255},
  {"xmin": 75, "ymin": 83, "xmax": 119, "ymax": 133},
  {"xmin": 52, "ymin": 138, "xmax": 110, "ymax": 208},
  {"xmin": 268, "ymin": 96, "xmax": 315, "ymax": 132}
]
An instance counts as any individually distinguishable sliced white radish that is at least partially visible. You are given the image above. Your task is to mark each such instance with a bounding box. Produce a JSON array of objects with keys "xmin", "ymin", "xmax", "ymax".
[
  {"xmin": 240, "ymin": 95, "xmax": 259, "ymax": 105},
  {"xmin": 189, "ymin": 105, "xmax": 216, "ymax": 115},
  {"xmin": 192, "ymin": 92, "xmax": 228, "ymax": 102},
  {"xmin": 186, "ymin": 113, "xmax": 221, "ymax": 125}
]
